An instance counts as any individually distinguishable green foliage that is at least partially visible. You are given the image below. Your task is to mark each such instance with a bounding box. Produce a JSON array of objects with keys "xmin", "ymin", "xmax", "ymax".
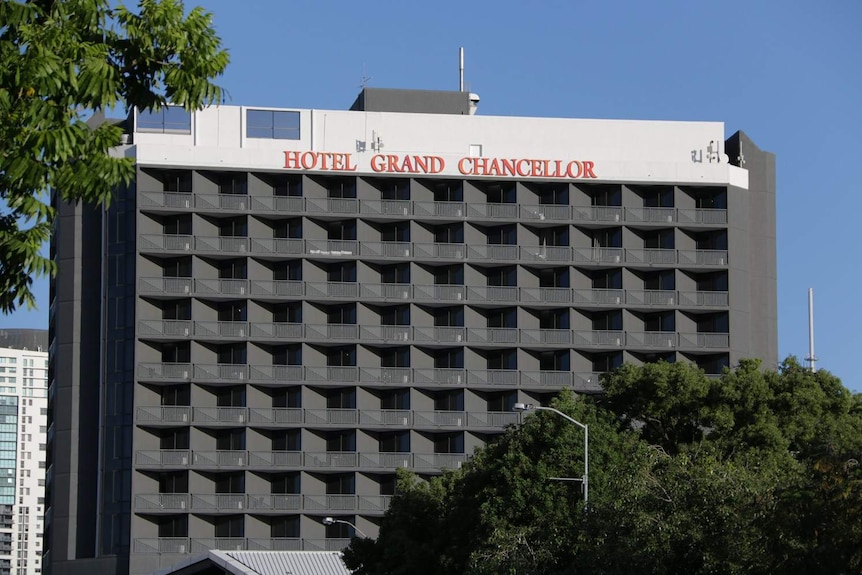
[
  {"xmin": 0, "ymin": 0, "xmax": 229, "ymax": 312},
  {"xmin": 345, "ymin": 361, "xmax": 862, "ymax": 575}
]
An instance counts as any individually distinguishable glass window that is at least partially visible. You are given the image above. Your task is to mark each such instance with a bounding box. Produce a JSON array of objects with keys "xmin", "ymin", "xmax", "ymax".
[
  {"xmin": 246, "ymin": 110, "xmax": 300, "ymax": 140},
  {"xmin": 136, "ymin": 107, "xmax": 191, "ymax": 134}
]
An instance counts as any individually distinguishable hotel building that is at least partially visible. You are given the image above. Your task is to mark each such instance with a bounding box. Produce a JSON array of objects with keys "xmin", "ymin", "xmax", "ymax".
[{"xmin": 46, "ymin": 88, "xmax": 777, "ymax": 575}]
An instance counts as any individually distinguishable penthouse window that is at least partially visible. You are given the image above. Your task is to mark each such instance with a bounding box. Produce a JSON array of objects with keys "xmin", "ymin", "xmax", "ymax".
[
  {"xmin": 246, "ymin": 109, "xmax": 300, "ymax": 140},
  {"xmin": 136, "ymin": 106, "xmax": 191, "ymax": 134}
]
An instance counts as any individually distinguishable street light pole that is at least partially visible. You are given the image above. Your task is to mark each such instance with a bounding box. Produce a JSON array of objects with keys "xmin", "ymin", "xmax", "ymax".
[
  {"xmin": 323, "ymin": 516, "xmax": 369, "ymax": 539},
  {"xmin": 512, "ymin": 403, "xmax": 589, "ymax": 506}
]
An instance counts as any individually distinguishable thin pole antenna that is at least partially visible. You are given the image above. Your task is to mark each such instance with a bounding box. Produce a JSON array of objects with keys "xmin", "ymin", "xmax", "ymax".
[
  {"xmin": 459, "ymin": 47, "xmax": 465, "ymax": 92},
  {"xmin": 806, "ymin": 288, "xmax": 817, "ymax": 372}
]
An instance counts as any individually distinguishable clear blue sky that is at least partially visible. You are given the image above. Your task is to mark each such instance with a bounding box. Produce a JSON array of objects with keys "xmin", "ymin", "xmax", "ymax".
[{"xmin": 4, "ymin": 0, "xmax": 860, "ymax": 390}]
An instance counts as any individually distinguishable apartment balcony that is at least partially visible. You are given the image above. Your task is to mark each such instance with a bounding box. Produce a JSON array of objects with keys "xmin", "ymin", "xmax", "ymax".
[
  {"xmin": 249, "ymin": 238, "xmax": 304, "ymax": 256},
  {"xmin": 190, "ymin": 494, "xmax": 247, "ymax": 512},
  {"xmin": 135, "ymin": 450, "xmax": 469, "ymax": 471},
  {"xmin": 247, "ymin": 322, "xmax": 304, "ymax": 340},
  {"xmin": 305, "ymin": 366, "xmax": 359, "ymax": 383},
  {"xmin": 360, "ymin": 241, "xmax": 413, "ymax": 260},
  {"xmin": 136, "ymin": 406, "xmax": 191, "ymax": 425},
  {"xmin": 133, "ymin": 493, "xmax": 190, "ymax": 513},
  {"xmin": 138, "ymin": 191, "xmax": 194, "ymax": 210},
  {"xmin": 413, "ymin": 411, "xmax": 468, "ymax": 427},
  {"xmin": 137, "ymin": 363, "xmax": 192, "ymax": 382},
  {"xmin": 467, "ymin": 411, "xmax": 521, "ymax": 427},
  {"xmin": 625, "ymin": 249, "xmax": 679, "ymax": 265},
  {"xmin": 133, "ymin": 537, "xmax": 353, "ymax": 555},
  {"xmin": 193, "ymin": 450, "xmax": 248, "ymax": 468},
  {"xmin": 305, "ymin": 197, "xmax": 359, "ymax": 215},
  {"xmin": 138, "ymin": 364, "xmax": 608, "ymax": 392},
  {"xmin": 624, "ymin": 207, "xmax": 675, "ymax": 224},
  {"xmin": 249, "ymin": 195, "xmax": 304, "ymax": 213},
  {"xmin": 678, "ymin": 332, "xmax": 730, "ymax": 348},
  {"xmin": 133, "ymin": 538, "xmax": 190, "ymax": 554},
  {"xmin": 466, "ymin": 202, "xmax": 519, "ymax": 220},
  {"xmin": 413, "ymin": 453, "xmax": 467, "ymax": 470},
  {"xmin": 246, "ymin": 494, "xmax": 302, "ymax": 512},
  {"xmin": 626, "ymin": 290, "xmax": 678, "ymax": 306},
  {"xmin": 305, "ymin": 281, "xmax": 359, "ymax": 299},
  {"xmin": 413, "ymin": 326, "xmax": 465, "ymax": 345},
  {"xmin": 305, "ymin": 239, "xmax": 358, "ymax": 258},
  {"xmin": 138, "ymin": 192, "xmax": 728, "ymax": 226},
  {"xmin": 136, "ymin": 238, "xmax": 727, "ymax": 267},
  {"xmin": 359, "ymin": 410, "xmax": 412, "ymax": 427},
  {"xmin": 134, "ymin": 407, "xmax": 522, "ymax": 429},
  {"xmin": 197, "ymin": 279, "xmax": 250, "ymax": 299},
  {"xmin": 192, "ymin": 407, "xmax": 248, "ymax": 425},
  {"xmin": 677, "ymin": 208, "xmax": 728, "ymax": 225},
  {"xmin": 626, "ymin": 331, "xmax": 678, "ymax": 349},
  {"xmin": 677, "ymin": 291, "xmax": 729, "ymax": 307},
  {"xmin": 247, "ymin": 451, "xmax": 304, "ymax": 468},
  {"xmin": 304, "ymin": 409, "xmax": 359, "ymax": 426},
  {"xmin": 136, "ymin": 277, "xmax": 727, "ymax": 310},
  {"xmin": 247, "ymin": 538, "xmax": 304, "ymax": 551},
  {"xmin": 247, "ymin": 408, "xmax": 304, "ymax": 425}
]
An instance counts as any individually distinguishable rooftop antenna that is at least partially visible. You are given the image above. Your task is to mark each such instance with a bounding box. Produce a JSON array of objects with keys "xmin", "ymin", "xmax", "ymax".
[
  {"xmin": 459, "ymin": 47, "xmax": 465, "ymax": 92},
  {"xmin": 805, "ymin": 288, "xmax": 817, "ymax": 372},
  {"xmin": 359, "ymin": 63, "xmax": 372, "ymax": 90}
]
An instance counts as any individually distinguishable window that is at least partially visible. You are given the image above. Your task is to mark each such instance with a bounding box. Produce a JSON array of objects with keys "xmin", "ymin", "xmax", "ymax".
[
  {"xmin": 136, "ymin": 107, "xmax": 191, "ymax": 134},
  {"xmin": 214, "ymin": 515, "xmax": 244, "ymax": 538},
  {"xmin": 434, "ymin": 390, "xmax": 463, "ymax": 411},
  {"xmin": 326, "ymin": 431, "xmax": 355, "ymax": 452},
  {"xmin": 246, "ymin": 109, "xmax": 300, "ymax": 140},
  {"xmin": 434, "ymin": 432, "xmax": 464, "ymax": 454},
  {"xmin": 271, "ymin": 516, "xmax": 300, "ymax": 538},
  {"xmin": 272, "ymin": 429, "xmax": 301, "ymax": 451},
  {"xmin": 380, "ymin": 389, "xmax": 410, "ymax": 410},
  {"xmin": 270, "ymin": 472, "xmax": 300, "ymax": 494},
  {"xmin": 379, "ymin": 431, "xmax": 410, "ymax": 453},
  {"xmin": 326, "ymin": 387, "xmax": 356, "ymax": 409}
]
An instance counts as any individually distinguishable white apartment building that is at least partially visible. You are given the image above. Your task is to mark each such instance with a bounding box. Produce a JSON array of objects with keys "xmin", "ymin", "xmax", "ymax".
[{"xmin": 0, "ymin": 337, "xmax": 48, "ymax": 575}]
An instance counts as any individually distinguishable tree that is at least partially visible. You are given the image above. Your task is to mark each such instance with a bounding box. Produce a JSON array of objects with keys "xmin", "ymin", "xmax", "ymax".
[
  {"xmin": 345, "ymin": 361, "xmax": 862, "ymax": 575},
  {"xmin": 0, "ymin": 0, "xmax": 229, "ymax": 312}
]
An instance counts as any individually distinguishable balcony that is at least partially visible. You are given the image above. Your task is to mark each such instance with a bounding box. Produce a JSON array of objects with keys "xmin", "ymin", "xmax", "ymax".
[
  {"xmin": 134, "ymin": 450, "xmax": 469, "ymax": 471},
  {"xmin": 136, "ymin": 406, "xmax": 191, "ymax": 425},
  {"xmin": 133, "ymin": 493, "xmax": 190, "ymax": 512},
  {"xmin": 137, "ymin": 192, "xmax": 727, "ymax": 227},
  {"xmin": 134, "ymin": 407, "xmax": 525, "ymax": 429},
  {"xmin": 136, "ymin": 238, "xmax": 728, "ymax": 268},
  {"xmin": 413, "ymin": 453, "xmax": 467, "ymax": 470},
  {"xmin": 133, "ymin": 537, "xmax": 354, "ymax": 554},
  {"xmin": 134, "ymin": 364, "xmax": 614, "ymax": 392},
  {"xmin": 136, "ymin": 278, "xmax": 727, "ymax": 310}
]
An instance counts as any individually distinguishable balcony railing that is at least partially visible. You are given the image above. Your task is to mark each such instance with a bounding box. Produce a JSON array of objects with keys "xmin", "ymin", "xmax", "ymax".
[
  {"xmin": 136, "ymin": 323, "xmax": 727, "ymax": 352},
  {"xmin": 137, "ymin": 278, "xmax": 728, "ymax": 309},
  {"xmin": 138, "ymin": 191, "xmax": 728, "ymax": 225},
  {"xmin": 137, "ymin": 237, "xmax": 728, "ymax": 267},
  {"xmin": 134, "ymin": 450, "xmax": 470, "ymax": 471},
  {"xmin": 135, "ymin": 407, "xmax": 529, "ymax": 429},
  {"xmin": 133, "ymin": 537, "xmax": 356, "ymax": 554},
  {"xmin": 136, "ymin": 363, "xmax": 607, "ymax": 390}
]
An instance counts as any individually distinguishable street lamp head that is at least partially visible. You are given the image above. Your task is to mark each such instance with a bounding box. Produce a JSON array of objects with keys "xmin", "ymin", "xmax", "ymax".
[
  {"xmin": 512, "ymin": 402, "xmax": 532, "ymax": 412},
  {"xmin": 322, "ymin": 517, "xmax": 336, "ymax": 526}
]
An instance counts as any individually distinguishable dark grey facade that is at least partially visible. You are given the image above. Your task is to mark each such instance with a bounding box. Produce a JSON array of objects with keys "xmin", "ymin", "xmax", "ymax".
[
  {"xmin": 0, "ymin": 330, "xmax": 48, "ymax": 352},
  {"xmin": 45, "ymin": 92, "xmax": 777, "ymax": 575}
]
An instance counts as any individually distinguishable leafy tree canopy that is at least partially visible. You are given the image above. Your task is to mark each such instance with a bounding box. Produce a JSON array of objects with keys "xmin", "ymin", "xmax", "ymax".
[
  {"xmin": 344, "ymin": 359, "xmax": 862, "ymax": 575},
  {"xmin": 0, "ymin": 0, "xmax": 229, "ymax": 312}
]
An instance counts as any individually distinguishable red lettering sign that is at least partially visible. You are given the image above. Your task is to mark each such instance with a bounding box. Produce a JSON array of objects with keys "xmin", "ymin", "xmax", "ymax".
[{"xmin": 286, "ymin": 152, "xmax": 596, "ymax": 178}]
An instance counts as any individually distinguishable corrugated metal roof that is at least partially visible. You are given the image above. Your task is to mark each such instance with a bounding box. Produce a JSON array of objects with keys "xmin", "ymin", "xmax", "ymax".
[
  {"xmin": 152, "ymin": 550, "xmax": 352, "ymax": 575},
  {"xmin": 220, "ymin": 550, "xmax": 351, "ymax": 575}
]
